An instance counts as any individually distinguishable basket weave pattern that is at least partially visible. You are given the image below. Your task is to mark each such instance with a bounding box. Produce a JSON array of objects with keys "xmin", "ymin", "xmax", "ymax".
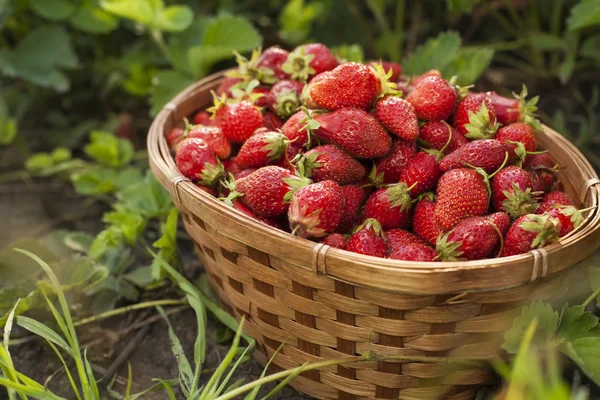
[{"xmin": 149, "ymin": 71, "xmax": 600, "ymax": 400}]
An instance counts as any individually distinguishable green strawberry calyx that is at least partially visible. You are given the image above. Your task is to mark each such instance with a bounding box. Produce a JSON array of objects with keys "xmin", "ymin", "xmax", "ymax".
[
  {"xmin": 435, "ymin": 232, "xmax": 465, "ymax": 262},
  {"xmin": 282, "ymin": 175, "xmax": 312, "ymax": 203},
  {"xmin": 218, "ymin": 173, "xmax": 243, "ymax": 207},
  {"xmin": 353, "ymin": 218, "xmax": 384, "ymax": 238},
  {"xmin": 226, "ymin": 48, "xmax": 277, "ymax": 85},
  {"xmin": 464, "ymin": 103, "xmax": 500, "ymax": 140},
  {"xmin": 282, "ymin": 48, "xmax": 316, "ymax": 82},
  {"xmin": 299, "ymin": 106, "xmax": 321, "ymax": 149},
  {"xmin": 229, "ymin": 79, "xmax": 265, "ymax": 106},
  {"xmin": 385, "ymin": 182, "xmax": 415, "ymax": 212},
  {"xmin": 501, "ymin": 183, "xmax": 542, "ymax": 219},
  {"xmin": 293, "ymin": 151, "xmax": 322, "ymax": 179},
  {"xmin": 262, "ymin": 131, "xmax": 290, "ymax": 161},
  {"xmin": 368, "ymin": 163, "xmax": 385, "ymax": 188},
  {"xmin": 369, "ymin": 61, "xmax": 402, "ymax": 99},
  {"xmin": 467, "ymin": 151, "xmax": 509, "ymax": 197},
  {"xmin": 520, "ymin": 214, "xmax": 561, "ymax": 249},
  {"xmin": 198, "ymin": 159, "xmax": 224, "ymax": 187},
  {"xmin": 274, "ymin": 90, "xmax": 301, "ymax": 119},
  {"xmin": 514, "ymin": 85, "xmax": 542, "ymax": 131}
]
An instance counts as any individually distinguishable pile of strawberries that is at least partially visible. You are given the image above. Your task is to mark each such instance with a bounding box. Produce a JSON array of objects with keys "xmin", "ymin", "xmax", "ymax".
[{"xmin": 168, "ymin": 43, "xmax": 588, "ymax": 262}]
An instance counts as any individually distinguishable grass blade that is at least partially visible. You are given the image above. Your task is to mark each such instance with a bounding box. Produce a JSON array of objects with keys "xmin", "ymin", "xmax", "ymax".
[
  {"xmin": 42, "ymin": 292, "xmax": 71, "ymax": 343},
  {"xmin": 156, "ymin": 306, "xmax": 193, "ymax": 394},
  {"xmin": 124, "ymin": 363, "xmax": 133, "ymax": 400},
  {"xmin": 15, "ymin": 316, "xmax": 70, "ymax": 353},
  {"xmin": 1, "ymin": 300, "xmax": 26, "ymax": 400},
  {"xmin": 157, "ymin": 380, "xmax": 177, "ymax": 400},
  {"xmin": 215, "ymin": 341, "xmax": 254, "ymax": 397},
  {"xmin": 0, "ymin": 377, "xmax": 67, "ymax": 400},
  {"xmin": 187, "ymin": 294, "xmax": 206, "ymax": 393},
  {"xmin": 259, "ymin": 362, "xmax": 307, "ymax": 400},
  {"xmin": 244, "ymin": 342, "xmax": 286, "ymax": 400},
  {"xmin": 129, "ymin": 379, "xmax": 179, "ymax": 400},
  {"xmin": 4, "ymin": 300, "xmax": 19, "ymax": 352},
  {"xmin": 83, "ymin": 348, "xmax": 100, "ymax": 399},
  {"xmin": 46, "ymin": 341, "xmax": 82, "ymax": 400}
]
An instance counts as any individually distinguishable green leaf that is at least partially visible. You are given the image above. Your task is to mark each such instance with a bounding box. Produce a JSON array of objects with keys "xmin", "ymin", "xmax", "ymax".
[
  {"xmin": 88, "ymin": 227, "xmax": 125, "ymax": 259},
  {"xmin": 63, "ymin": 232, "xmax": 94, "ymax": 253},
  {"xmin": 15, "ymin": 316, "xmax": 70, "ymax": 353},
  {"xmin": 278, "ymin": 0, "xmax": 322, "ymax": 45},
  {"xmin": 446, "ymin": 0, "xmax": 482, "ymax": 13},
  {"xmin": 115, "ymin": 171, "xmax": 172, "ymax": 217},
  {"xmin": 103, "ymin": 209, "xmax": 147, "ymax": 245},
  {"xmin": 503, "ymin": 301, "xmax": 559, "ymax": 353},
  {"xmin": 84, "ymin": 131, "xmax": 133, "ymax": 167},
  {"xmin": 51, "ymin": 147, "xmax": 72, "ymax": 163},
  {"xmin": 29, "ymin": 0, "xmax": 76, "ymax": 21},
  {"xmin": 331, "ymin": 44, "xmax": 364, "ymax": 63},
  {"xmin": 530, "ymin": 33, "xmax": 568, "ymax": 50},
  {"xmin": 568, "ymin": 0, "xmax": 600, "ymax": 31},
  {"xmin": 25, "ymin": 153, "xmax": 54, "ymax": 173},
  {"xmin": 403, "ymin": 31, "xmax": 461, "ymax": 75},
  {"xmin": 562, "ymin": 335, "xmax": 600, "ymax": 386},
  {"xmin": 150, "ymin": 70, "xmax": 194, "ymax": 116},
  {"xmin": 157, "ymin": 306, "xmax": 194, "ymax": 391},
  {"xmin": 70, "ymin": 1, "xmax": 119, "ymax": 34},
  {"xmin": 115, "ymin": 167, "xmax": 144, "ymax": 190},
  {"xmin": 557, "ymin": 304, "xmax": 599, "ymax": 341},
  {"xmin": 71, "ymin": 167, "xmax": 119, "ymax": 195},
  {"xmin": 0, "ymin": 26, "xmax": 78, "ymax": 92},
  {"xmin": 100, "ymin": 0, "xmax": 156, "ymax": 25},
  {"xmin": 580, "ymin": 34, "xmax": 600, "ymax": 62},
  {"xmin": 154, "ymin": 5, "xmax": 193, "ymax": 32},
  {"xmin": 123, "ymin": 266, "xmax": 154, "ymax": 287},
  {"xmin": 187, "ymin": 15, "xmax": 262, "ymax": 77},
  {"xmin": 150, "ymin": 208, "xmax": 179, "ymax": 280},
  {"xmin": 441, "ymin": 48, "xmax": 494, "ymax": 85},
  {"xmin": 0, "ymin": 118, "xmax": 17, "ymax": 146}
]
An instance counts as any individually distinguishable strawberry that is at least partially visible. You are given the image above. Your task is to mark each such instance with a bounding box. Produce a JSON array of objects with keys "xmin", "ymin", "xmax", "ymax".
[
  {"xmin": 371, "ymin": 139, "xmax": 416, "ymax": 185},
  {"xmin": 524, "ymin": 153, "xmax": 557, "ymax": 170},
  {"xmin": 413, "ymin": 195, "xmax": 443, "ymax": 246},
  {"xmin": 440, "ymin": 139, "xmax": 508, "ymax": 174},
  {"xmin": 220, "ymin": 178, "xmax": 282, "ymax": 228},
  {"xmin": 385, "ymin": 229, "xmax": 425, "ymax": 254},
  {"xmin": 419, "ymin": 121, "xmax": 468, "ymax": 155},
  {"xmin": 182, "ymin": 125, "xmax": 231, "ymax": 159},
  {"xmin": 410, "ymin": 69, "xmax": 442, "ymax": 86},
  {"xmin": 288, "ymin": 180, "xmax": 343, "ymax": 238},
  {"xmin": 546, "ymin": 206, "xmax": 586, "ymax": 237},
  {"xmin": 196, "ymin": 184, "xmax": 218, "ymax": 197},
  {"xmin": 234, "ymin": 168, "xmax": 256, "ymax": 181},
  {"xmin": 436, "ymin": 216, "xmax": 501, "ymax": 260},
  {"xmin": 399, "ymin": 152, "xmax": 443, "ymax": 197},
  {"xmin": 166, "ymin": 128, "xmax": 185, "ymax": 149},
  {"xmin": 236, "ymin": 166, "xmax": 309, "ymax": 218},
  {"xmin": 298, "ymin": 144, "xmax": 366, "ymax": 184},
  {"xmin": 321, "ymin": 233, "xmax": 347, "ymax": 249},
  {"xmin": 193, "ymin": 111, "xmax": 212, "ymax": 126},
  {"xmin": 537, "ymin": 191, "xmax": 573, "ymax": 215},
  {"xmin": 406, "ymin": 75, "xmax": 457, "ymax": 121},
  {"xmin": 525, "ymin": 153, "xmax": 560, "ymax": 193},
  {"xmin": 216, "ymin": 77, "xmax": 243, "ymax": 97},
  {"xmin": 281, "ymin": 110, "xmax": 310, "ymax": 150},
  {"xmin": 338, "ymin": 185, "xmax": 366, "ymax": 232},
  {"xmin": 346, "ymin": 218, "xmax": 386, "ymax": 257},
  {"xmin": 491, "ymin": 166, "xmax": 540, "ymax": 218},
  {"xmin": 486, "ymin": 85, "xmax": 541, "ymax": 130},
  {"xmin": 435, "ymin": 168, "xmax": 490, "ymax": 231},
  {"xmin": 222, "ymin": 158, "xmax": 240, "ymax": 176},
  {"xmin": 282, "ymin": 43, "xmax": 338, "ymax": 82},
  {"xmin": 257, "ymin": 47, "xmax": 291, "ymax": 81},
  {"xmin": 263, "ymin": 111, "xmax": 283, "ymax": 131},
  {"xmin": 175, "ymin": 138, "xmax": 223, "ymax": 186},
  {"xmin": 208, "ymin": 96, "xmax": 264, "ymax": 143},
  {"xmin": 307, "ymin": 63, "xmax": 379, "ymax": 110},
  {"xmin": 236, "ymin": 129, "xmax": 291, "ymax": 169},
  {"xmin": 486, "ymin": 212, "xmax": 511, "ymax": 235},
  {"xmin": 309, "ymin": 108, "xmax": 392, "ymax": 158},
  {"xmin": 389, "ymin": 243, "xmax": 437, "ymax": 262},
  {"xmin": 268, "ymin": 79, "xmax": 304, "ymax": 118},
  {"xmin": 363, "ymin": 183, "xmax": 413, "ymax": 230},
  {"xmin": 453, "ymin": 93, "xmax": 499, "ymax": 139},
  {"xmin": 367, "ymin": 60, "xmax": 403, "ymax": 81},
  {"xmin": 500, "ymin": 214, "xmax": 561, "ymax": 257},
  {"xmin": 496, "ymin": 122, "xmax": 537, "ymax": 164},
  {"xmin": 375, "ymin": 95, "xmax": 419, "ymax": 140}
]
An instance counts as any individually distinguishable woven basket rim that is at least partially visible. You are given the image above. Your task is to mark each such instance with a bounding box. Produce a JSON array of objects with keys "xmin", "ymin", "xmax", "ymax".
[{"xmin": 147, "ymin": 70, "xmax": 600, "ymax": 294}]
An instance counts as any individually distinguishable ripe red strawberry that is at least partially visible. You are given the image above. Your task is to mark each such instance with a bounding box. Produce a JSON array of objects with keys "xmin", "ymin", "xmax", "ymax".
[
  {"xmin": 367, "ymin": 60, "xmax": 403, "ymax": 81},
  {"xmin": 307, "ymin": 63, "xmax": 379, "ymax": 110},
  {"xmin": 338, "ymin": 185, "xmax": 366, "ymax": 232},
  {"xmin": 236, "ymin": 166, "xmax": 308, "ymax": 218},
  {"xmin": 525, "ymin": 153, "xmax": 560, "ymax": 193},
  {"xmin": 346, "ymin": 218, "xmax": 386, "ymax": 257},
  {"xmin": 299, "ymin": 144, "xmax": 366, "ymax": 184},
  {"xmin": 216, "ymin": 77, "xmax": 243, "ymax": 97},
  {"xmin": 281, "ymin": 110, "xmax": 310, "ymax": 150},
  {"xmin": 419, "ymin": 121, "xmax": 468, "ymax": 155},
  {"xmin": 196, "ymin": 184, "xmax": 217, "ymax": 197},
  {"xmin": 371, "ymin": 139, "xmax": 416, "ymax": 185},
  {"xmin": 411, "ymin": 69, "xmax": 442, "ymax": 86},
  {"xmin": 220, "ymin": 179, "xmax": 282, "ymax": 228},
  {"xmin": 375, "ymin": 96, "xmax": 419, "ymax": 140},
  {"xmin": 234, "ymin": 168, "xmax": 256, "ymax": 181},
  {"xmin": 193, "ymin": 111, "xmax": 211, "ymax": 125},
  {"xmin": 385, "ymin": 229, "xmax": 425, "ymax": 254},
  {"xmin": 257, "ymin": 47, "xmax": 291, "ymax": 81},
  {"xmin": 436, "ymin": 217, "xmax": 501, "ymax": 261},
  {"xmin": 413, "ymin": 196, "xmax": 443, "ymax": 246},
  {"xmin": 363, "ymin": 183, "xmax": 413, "ymax": 230},
  {"xmin": 268, "ymin": 80, "xmax": 304, "ymax": 118},
  {"xmin": 440, "ymin": 139, "xmax": 508, "ymax": 174},
  {"xmin": 546, "ymin": 206, "xmax": 586, "ymax": 237},
  {"xmin": 435, "ymin": 168, "xmax": 490, "ymax": 231},
  {"xmin": 500, "ymin": 214, "xmax": 561, "ymax": 257},
  {"xmin": 453, "ymin": 93, "xmax": 498, "ymax": 139},
  {"xmin": 288, "ymin": 180, "xmax": 343, "ymax": 238},
  {"xmin": 166, "ymin": 128, "xmax": 185, "ymax": 149},
  {"xmin": 486, "ymin": 212, "xmax": 511, "ymax": 235},
  {"xmin": 496, "ymin": 122, "xmax": 537, "ymax": 164},
  {"xmin": 263, "ymin": 111, "xmax": 283, "ymax": 130},
  {"xmin": 389, "ymin": 243, "xmax": 437, "ymax": 261},
  {"xmin": 222, "ymin": 158, "xmax": 240, "ymax": 175},
  {"xmin": 184, "ymin": 125, "xmax": 231, "ymax": 159},
  {"xmin": 406, "ymin": 75, "xmax": 457, "ymax": 121},
  {"xmin": 321, "ymin": 233, "xmax": 347, "ymax": 249},
  {"xmin": 282, "ymin": 43, "xmax": 338, "ymax": 82},
  {"xmin": 400, "ymin": 152, "xmax": 442, "ymax": 197},
  {"xmin": 524, "ymin": 153, "xmax": 557, "ymax": 170},
  {"xmin": 209, "ymin": 97, "xmax": 264, "ymax": 143},
  {"xmin": 310, "ymin": 108, "xmax": 392, "ymax": 158},
  {"xmin": 492, "ymin": 166, "xmax": 540, "ymax": 218},
  {"xmin": 175, "ymin": 138, "xmax": 223, "ymax": 186},
  {"xmin": 537, "ymin": 191, "xmax": 573, "ymax": 214},
  {"xmin": 486, "ymin": 85, "xmax": 541, "ymax": 129},
  {"xmin": 236, "ymin": 129, "xmax": 291, "ymax": 169}
]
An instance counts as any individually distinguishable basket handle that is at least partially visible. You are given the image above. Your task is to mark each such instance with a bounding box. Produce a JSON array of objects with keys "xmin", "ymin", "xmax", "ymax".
[{"xmin": 581, "ymin": 178, "xmax": 600, "ymax": 204}]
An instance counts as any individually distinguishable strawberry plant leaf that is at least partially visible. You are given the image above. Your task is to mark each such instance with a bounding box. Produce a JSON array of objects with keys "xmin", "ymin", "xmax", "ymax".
[
  {"xmin": 567, "ymin": 0, "xmax": 600, "ymax": 31},
  {"xmin": 150, "ymin": 208, "xmax": 179, "ymax": 280},
  {"xmin": 580, "ymin": 34, "xmax": 600, "ymax": 62},
  {"xmin": 0, "ymin": 26, "xmax": 78, "ymax": 92},
  {"xmin": 115, "ymin": 171, "xmax": 172, "ymax": 218},
  {"xmin": 446, "ymin": 0, "xmax": 483, "ymax": 13},
  {"xmin": 100, "ymin": 0, "xmax": 156, "ymax": 25},
  {"xmin": 530, "ymin": 33, "xmax": 568, "ymax": 51},
  {"xmin": 331, "ymin": 44, "xmax": 364, "ymax": 63},
  {"xmin": 278, "ymin": 0, "xmax": 323, "ymax": 45},
  {"xmin": 557, "ymin": 304, "xmax": 599, "ymax": 342},
  {"xmin": 29, "ymin": 0, "xmax": 76, "ymax": 21},
  {"xmin": 441, "ymin": 48, "xmax": 494, "ymax": 85},
  {"xmin": 503, "ymin": 301, "xmax": 559, "ymax": 353},
  {"xmin": 84, "ymin": 131, "xmax": 133, "ymax": 168},
  {"xmin": 150, "ymin": 70, "xmax": 194, "ymax": 116},
  {"xmin": 71, "ymin": 167, "xmax": 119, "ymax": 195},
  {"xmin": 154, "ymin": 5, "xmax": 193, "ymax": 32},
  {"xmin": 403, "ymin": 31, "xmax": 461, "ymax": 75},
  {"xmin": 562, "ymin": 335, "xmax": 600, "ymax": 386},
  {"xmin": 70, "ymin": 1, "xmax": 119, "ymax": 34}
]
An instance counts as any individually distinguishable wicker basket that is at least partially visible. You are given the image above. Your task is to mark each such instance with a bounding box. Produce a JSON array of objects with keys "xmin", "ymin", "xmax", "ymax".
[{"xmin": 148, "ymin": 71, "xmax": 600, "ymax": 400}]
